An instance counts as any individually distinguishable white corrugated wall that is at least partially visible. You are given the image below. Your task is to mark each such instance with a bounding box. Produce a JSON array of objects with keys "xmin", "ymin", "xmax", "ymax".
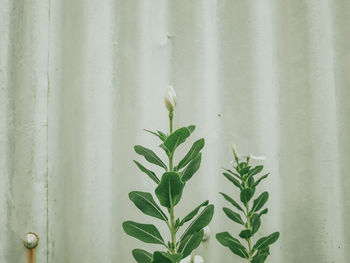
[{"xmin": 0, "ymin": 0, "xmax": 349, "ymax": 262}]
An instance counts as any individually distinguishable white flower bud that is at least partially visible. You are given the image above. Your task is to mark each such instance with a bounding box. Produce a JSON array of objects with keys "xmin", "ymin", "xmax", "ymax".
[
  {"xmin": 180, "ymin": 255, "xmax": 204, "ymax": 263},
  {"xmin": 202, "ymin": 226, "xmax": 211, "ymax": 242},
  {"xmin": 232, "ymin": 143, "xmax": 238, "ymax": 159},
  {"xmin": 164, "ymin": 85, "xmax": 177, "ymax": 112}
]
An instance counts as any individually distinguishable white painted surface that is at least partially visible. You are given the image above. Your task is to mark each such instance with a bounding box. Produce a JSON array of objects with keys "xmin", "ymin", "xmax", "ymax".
[{"xmin": 0, "ymin": 0, "xmax": 349, "ymax": 262}]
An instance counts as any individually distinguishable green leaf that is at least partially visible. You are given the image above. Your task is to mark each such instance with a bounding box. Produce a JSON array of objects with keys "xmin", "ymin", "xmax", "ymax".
[
  {"xmin": 253, "ymin": 173, "xmax": 269, "ymax": 187},
  {"xmin": 219, "ymin": 192, "xmax": 244, "ymax": 212},
  {"xmin": 251, "ymin": 255, "xmax": 266, "ymax": 263},
  {"xmin": 248, "ymin": 165, "xmax": 263, "ymax": 177},
  {"xmin": 155, "ymin": 172, "xmax": 184, "ymax": 208},
  {"xmin": 254, "ymin": 232, "xmax": 280, "ymax": 251},
  {"xmin": 237, "ymin": 164, "xmax": 250, "ymax": 176},
  {"xmin": 152, "ymin": 251, "xmax": 182, "ymax": 263},
  {"xmin": 216, "ymin": 232, "xmax": 249, "ymax": 259},
  {"xmin": 157, "ymin": 131, "xmax": 167, "ymax": 140},
  {"xmin": 187, "ymin": 125, "xmax": 196, "ymax": 133},
  {"xmin": 178, "ymin": 229, "xmax": 204, "ymax": 258},
  {"xmin": 164, "ymin": 127, "xmax": 191, "ymax": 154},
  {"xmin": 223, "ymin": 207, "xmax": 244, "ymax": 225},
  {"xmin": 240, "ymin": 188, "xmax": 253, "ymax": 203},
  {"xmin": 180, "ymin": 204, "xmax": 214, "ymax": 242},
  {"xmin": 251, "ymin": 213, "xmax": 261, "ymax": 234},
  {"xmin": 134, "ymin": 145, "xmax": 167, "ymax": 170},
  {"xmin": 144, "ymin": 129, "xmax": 159, "ymax": 137},
  {"xmin": 143, "ymin": 129, "xmax": 167, "ymax": 141},
  {"xmin": 175, "ymin": 218, "xmax": 180, "ymax": 228},
  {"xmin": 252, "ymin": 247, "xmax": 270, "ymax": 263},
  {"xmin": 252, "ymin": 192, "xmax": 268, "ymax": 213},
  {"xmin": 176, "ymin": 138, "xmax": 205, "ymax": 170},
  {"xmin": 132, "ymin": 249, "xmax": 153, "ymax": 263},
  {"xmin": 239, "ymin": 229, "xmax": 253, "ymax": 239},
  {"xmin": 259, "ymin": 208, "xmax": 268, "ymax": 216},
  {"xmin": 159, "ymin": 143, "xmax": 170, "ymax": 157},
  {"xmin": 247, "ymin": 176, "xmax": 255, "ymax": 188},
  {"xmin": 223, "ymin": 172, "xmax": 242, "ymax": 190},
  {"xmin": 122, "ymin": 221, "xmax": 165, "ymax": 245},
  {"xmin": 181, "ymin": 153, "xmax": 202, "ymax": 183},
  {"xmin": 179, "ymin": 200, "xmax": 209, "ymax": 227},
  {"xmin": 144, "ymin": 129, "xmax": 166, "ymax": 142},
  {"xmin": 133, "ymin": 161, "xmax": 160, "ymax": 184},
  {"xmin": 223, "ymin": 168, "xmax": 241, "ymax": 180},
  {"xmin": 129, "ymin": 191, "xmax": 168, "ymax": 221}
]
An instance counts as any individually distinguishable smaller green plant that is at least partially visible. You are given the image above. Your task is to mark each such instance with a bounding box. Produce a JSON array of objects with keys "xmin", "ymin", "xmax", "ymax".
[
  {"xmin": 216, "ymin": 144, "xmax": 279, "ymax": 263},
  {"xmin": 123, "ymin": 87, "xmax": 214, "ymax": 263}
]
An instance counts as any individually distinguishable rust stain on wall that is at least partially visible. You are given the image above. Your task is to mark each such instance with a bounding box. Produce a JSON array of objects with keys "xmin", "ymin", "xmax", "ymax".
[{"xmin": 27, "ymin": 248, "xmax": 35, "ymax": 263}]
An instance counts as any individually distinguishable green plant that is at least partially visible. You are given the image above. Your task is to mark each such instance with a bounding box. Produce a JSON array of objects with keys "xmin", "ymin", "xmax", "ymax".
[
  {"xmin": 123, "ymin": 87, "xmax": 214, "ymax": 263},
  {"xmin": 216, "ymin": 144, "xmax": 280, "ymax": 263}
]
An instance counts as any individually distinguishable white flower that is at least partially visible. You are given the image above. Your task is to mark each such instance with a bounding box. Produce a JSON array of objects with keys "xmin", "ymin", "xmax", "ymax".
[
  {"xmin": 164, "ymin": 85, "xmax": 177, "ymax": 112},
  {"xmin": 231, "ymin": 143, "xmax": 266, "ymax": 163},
  {"xmin": 180, "ymin": 255, "xmax": 204, "ymax": 263},
  {"xmin": 202, "ymin": 226, "xmax": 211, "ymax": 242},
  {"xmin": 235, "ymin": 153, "xmax": 266, "ymax": 160},
  {"xmin": 249, "ymin": 154, "xmax": 266, "ymax": 161}
]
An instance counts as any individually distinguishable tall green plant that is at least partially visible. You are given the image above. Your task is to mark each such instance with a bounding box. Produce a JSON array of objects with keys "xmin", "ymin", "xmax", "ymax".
[
  {"xmin": 216, "ymin": 144, "xmax": 279, "ymax": 263},
  {"xmin": 123, "ymin": 87, "xmax": 214, "ymax": 263}
]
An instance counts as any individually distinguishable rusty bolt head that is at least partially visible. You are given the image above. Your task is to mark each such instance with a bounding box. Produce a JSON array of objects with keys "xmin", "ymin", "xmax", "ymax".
[{"xmin": 23, "ymin": 232, "xmax": 39, "ymax": 249}]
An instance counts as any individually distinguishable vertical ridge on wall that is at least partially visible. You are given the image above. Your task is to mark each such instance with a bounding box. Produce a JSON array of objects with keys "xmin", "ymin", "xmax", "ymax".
[
  {"xmin": 275, "ymin": 1, "xmax": 315, "ymax": 261},
  {"xmin": 0, "ymin": 0, "xmax": 50, "ymax": 262},
  {"xmin": 196, "ymin": 1, "xmax": 221, "ymax": 262},
  {"xmin": 49, "ymin": 0, "xmax": 117, "ymax": 262},
  {"xmin": 0, "ymin": 1, "xmax": 11, "ymax": 260},
  {"xmin": 250, "ymin": 1, "xmax": 282, "ymax": 262},
  {"xmin": 216, "ymin": 1, "xmax": 256, "ymax": 262},
  {"xmin": 48, "ymin": 0, "xmax": 88, "ymax": 261},
  {"xmin": 330, "ymin": 0, "xmax": 350, "ymax": 260},
  {"xmin": 46, "ymin": 1, "xmax": 51, "ymax": 263},
  {"xmin": 110, "ymin": 0, "xmax": 121, "ymax": 262},
  {"xmin": 306, "ymin": 0, "xmax": 344, "ymax": 261}
]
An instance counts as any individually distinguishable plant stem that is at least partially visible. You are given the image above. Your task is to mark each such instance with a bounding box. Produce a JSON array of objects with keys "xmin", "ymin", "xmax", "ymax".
[
  {"xmin": 245, "ymin": 202, "xmax": 253, "ymax": 262},
  {"xmin": 169, "ymin": 155, "xmax": 173, "ymax": 171},
  {"xmin": 170, "ymin": 204, "xmax": 177, "ymax": 252},
  {"xmin": 168, "ymin": 111, "xmax": 177, "ymax": 255},
  {"xmin": 169, "ymin": 112, "xmax": 173, "ymax": 171},
  {"xmin": 169, "ymin": 112, "xmax": 173, "ymax": 134}
]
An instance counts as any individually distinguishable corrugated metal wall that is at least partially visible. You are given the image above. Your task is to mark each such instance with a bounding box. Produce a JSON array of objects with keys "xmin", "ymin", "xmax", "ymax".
[{"xmin": 1, "ymin": 0, "xmax": 349, "ymax": 262}]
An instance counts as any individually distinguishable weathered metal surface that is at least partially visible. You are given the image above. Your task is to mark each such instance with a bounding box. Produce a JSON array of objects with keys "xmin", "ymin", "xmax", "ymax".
[
  {"xmin": 0, "ymin": 0, "xmax": 49, "ymax": 263},
  {"xmin": 1, "ymin": 0, "xmax": 350, "ymax": 263}
]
